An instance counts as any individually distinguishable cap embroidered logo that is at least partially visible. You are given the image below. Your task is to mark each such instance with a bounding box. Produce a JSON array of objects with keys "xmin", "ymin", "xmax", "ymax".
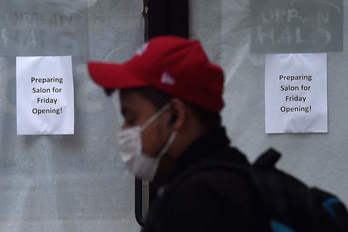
[
  {"xmin": 135, "ymin": 43, "xmax": 148, "ymax": 56},
  {"xmin": 161, "ymin": 72, "xmax": 175, "ymax": 85}
]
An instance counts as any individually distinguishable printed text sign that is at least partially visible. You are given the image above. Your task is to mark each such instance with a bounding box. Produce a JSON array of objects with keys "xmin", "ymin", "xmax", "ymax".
[
  {"xmin": 16, "ymin": 56, "xmax": 74, "ymax": 135},
  {"xmin": 265, "ymin": 53, "xmax": 327, "ymax": 133}
]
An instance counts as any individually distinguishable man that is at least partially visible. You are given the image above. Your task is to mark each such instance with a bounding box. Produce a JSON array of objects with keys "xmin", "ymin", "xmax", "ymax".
[{"xmin": 88, "ymin": 36, "xmax": 263, "ymax": 231}]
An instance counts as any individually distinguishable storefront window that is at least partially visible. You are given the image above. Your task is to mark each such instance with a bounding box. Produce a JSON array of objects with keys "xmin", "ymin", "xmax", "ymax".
[
  {"xmin": 0, "ymin": 1, "xmax": 143, "ymax": 231},
  {"xmin": 191, "ymin": 0, "xmax": 348, "ymax": 203}
]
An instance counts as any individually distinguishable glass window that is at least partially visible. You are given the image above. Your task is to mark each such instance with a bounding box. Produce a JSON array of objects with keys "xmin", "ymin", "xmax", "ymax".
[
  {"xmin": 0, "ymin": 0, "xmax": 143, "ymax": 231},
  {"xmin": 191, "ymin": 0, "xmax": 348, "ymax": 203}
]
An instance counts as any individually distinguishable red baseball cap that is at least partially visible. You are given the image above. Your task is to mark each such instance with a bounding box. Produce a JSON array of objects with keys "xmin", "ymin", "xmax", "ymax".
[{"xmin": 88, "ymin": 36, "xmax": 224, "ymax": 112}]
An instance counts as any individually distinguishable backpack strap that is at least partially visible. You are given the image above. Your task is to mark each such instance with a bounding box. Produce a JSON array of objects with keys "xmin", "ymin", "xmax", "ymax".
[{"xmin": 254, "ymin": 148, "xmax": 281, "ymax": 168}]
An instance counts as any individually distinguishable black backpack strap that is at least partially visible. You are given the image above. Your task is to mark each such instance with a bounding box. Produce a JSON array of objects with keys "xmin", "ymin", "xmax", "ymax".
[
  {"xmin": 252, "ymin": 149, "xmax": 313, "ymax": 231},
  {"xmin": 254, "ymin": 148, "xmax": 281, "ymax": 168}
]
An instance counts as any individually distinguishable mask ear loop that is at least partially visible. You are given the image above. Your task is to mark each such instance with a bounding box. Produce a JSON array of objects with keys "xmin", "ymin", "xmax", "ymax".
[
  {"xmin": 140, "ymin": 102, "xmax": 177, "ymax": 159},
  {"xmin": 157, "ymin": 131, "xmax": 177, "ymax": 159},
  {"xmin": 141, "ymin": 103, "xmax": 170, "ymax": 131},
  {"xmin": 111, "ymin": 91, "xmax": 124, "ymax": 126}
]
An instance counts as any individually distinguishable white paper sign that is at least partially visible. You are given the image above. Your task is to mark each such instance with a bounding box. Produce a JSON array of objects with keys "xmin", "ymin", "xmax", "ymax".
[
  {"xmin": 265, "ymin": 53, "xmax": 327, "ymax": 133},
  {"xmin": 16, "ymin": 56, "xmax": 74, "ymax": 135}
]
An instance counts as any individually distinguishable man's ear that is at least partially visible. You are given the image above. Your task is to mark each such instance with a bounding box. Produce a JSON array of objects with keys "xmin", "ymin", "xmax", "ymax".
[{"xmin": 169, "ymin": 99, "xmax": 186, "ymax": 130}]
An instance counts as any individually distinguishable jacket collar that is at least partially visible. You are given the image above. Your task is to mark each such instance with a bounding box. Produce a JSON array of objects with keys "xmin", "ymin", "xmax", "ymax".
[
  {"xmin": 173, "ymin": 126, "xmax": 248, "ymax": 175},
  {"xmin": 152, "ymin": 126, "xmax": 249, "ymax": 190}
]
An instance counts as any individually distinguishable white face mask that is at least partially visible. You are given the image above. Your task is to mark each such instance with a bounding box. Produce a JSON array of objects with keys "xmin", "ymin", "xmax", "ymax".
[{"xmin": 117, "ymin": 104, "xmax": 177, "ymax": 181}]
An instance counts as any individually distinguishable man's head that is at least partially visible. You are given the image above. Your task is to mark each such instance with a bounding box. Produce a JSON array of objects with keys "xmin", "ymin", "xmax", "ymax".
[
  {"xmin": 88, "ymin": 36, "xmax": 225, "ymax": 180},
  {"xmin": 117, "ymin": 87, "xmax": 222, "ymax": 158}
]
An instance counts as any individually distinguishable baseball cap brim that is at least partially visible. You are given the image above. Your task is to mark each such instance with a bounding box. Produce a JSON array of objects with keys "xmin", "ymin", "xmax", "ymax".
[{"xmin": 88, "ymin": 62, "xmax": 147, "ymax": 89}]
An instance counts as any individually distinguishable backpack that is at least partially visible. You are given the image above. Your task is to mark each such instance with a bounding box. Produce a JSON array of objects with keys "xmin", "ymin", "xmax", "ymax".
[
  {"xmin": 251, "ymin": 148, "xmax": 348, "ymax": 232},
  {"xmin": 174, "ymin": 148, "xmax": 348, "ymax": 232}
]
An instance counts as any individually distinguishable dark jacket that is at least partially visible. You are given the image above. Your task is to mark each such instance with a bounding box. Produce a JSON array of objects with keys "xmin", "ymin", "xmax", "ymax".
[{"xmin": 142, "ymin": 127, "xmax": 265, "ymax": 232}]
